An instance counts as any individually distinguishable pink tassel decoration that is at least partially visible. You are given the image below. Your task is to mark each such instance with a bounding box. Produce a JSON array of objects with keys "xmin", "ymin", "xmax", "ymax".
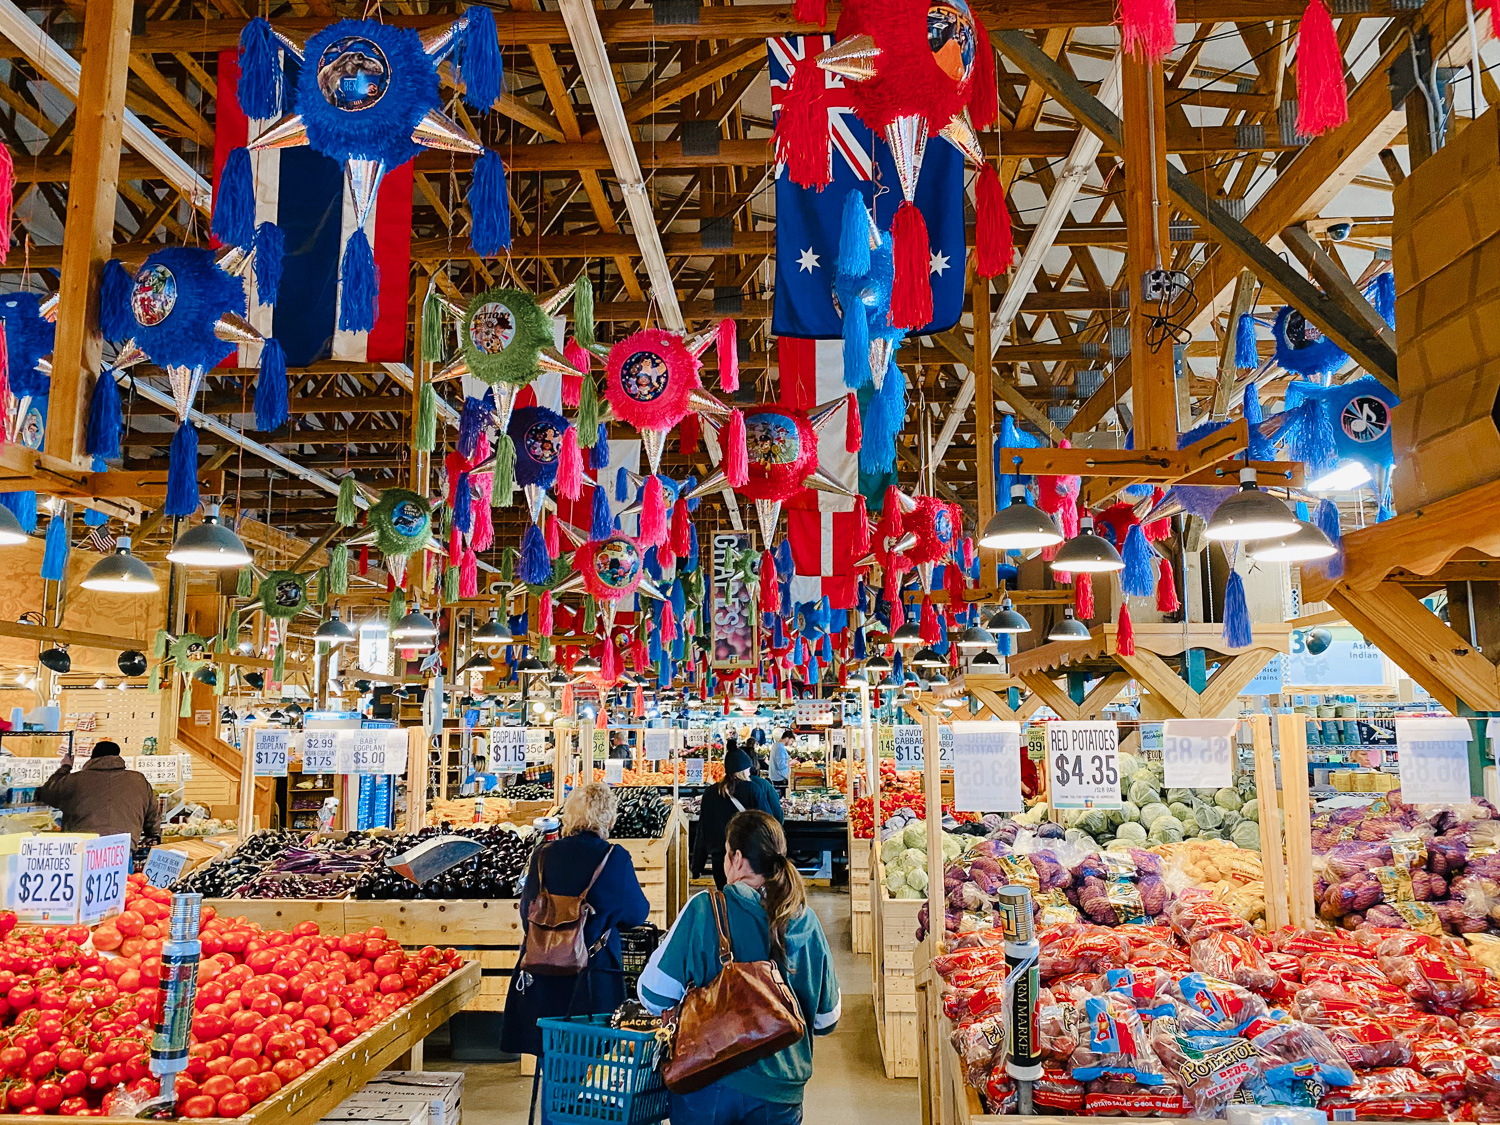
[
  {"xmin": 640, "ymin": 475, "xmax": 667, "ymax": 546},
  {"xmin": 563, "ymin": 338, "xmax": 591, "ymax": 402},
  {"xmin": 890, "ymin": 201, "xmax": 933, "ymax": 330},
  {"xmin": 538, "ymin": 590, "xmax": 553, "ymax": 637},
  {"xmin": 717, "ymin": 318, "xmax": 738, "ymax": 393},
  {"xmin": 561, "ymin": 682, "xmax": 574, "ymax": 717},
  {"xmin": 1295, "ymin": 0, "xmax": 1348, "ymax": 136},
  {"xmin": 545, "ymin": 515, "xmax": 560, "ymax": 559},
  {"xmin": 459, "ymin": 547, "xmax": 479, "ymax": 598},
  {"xmin": 725, "ymin": 410, "xmax": 749, "ymax": 488},
  {"xmin": 658, "ymin": 542, "xmax": 677, "ymax": 571},
  {"xmin": 558, "ymin": 426, "xmax": 583, "ymax": 500},
  {"xmin": 1117, "ymin": 602, "xmax": 1135, "ymax": 656},
  {"xmin": 0, "ymin": 144, "xmax": 14, "ymax": 264},
  {"xmin": 660, "ymin": 601, "xmax": 677, "ymax": 642},
  {"xmin": 633, "ymin": 685, "xmax": 645, "ymax": 718},
  {"xmin": 680, "ymin": 412, "xmax": 701, "ymax": 456},
  {"xmin": 845, "ymin": 393, "xmax": 862, "ymax": 453},
  {"xmin": 1156, "ymin": 556, "xmax": 1180, "ymax": 613},
  {"xmin": 471, "ymin": 478, "xmax": 494, "ymax": 552},
  {"xmin": 760, "ymin": 550, "xmax": 778, "ymax": 613},
  {"xmin": 1076, "ymin": 572, "xmax": 1095, "ymax": 620},
  {"xmin": 850, "ymin": 495, "xmax": 871, "ymax": 556},
  {"xmin": 448, "ymin": 524, "xmax": 461, "ymax": 562},
  {"xmin": 670, "ymin": 498, "xmax": 691, "ymax": 558},
  {"xmin": 1120, "ymin": 0, "xmax": 1177, "ymax": 63},
  {"xmin": 919, "ymin": 597, "xmax": 940, "ymax": 643}
]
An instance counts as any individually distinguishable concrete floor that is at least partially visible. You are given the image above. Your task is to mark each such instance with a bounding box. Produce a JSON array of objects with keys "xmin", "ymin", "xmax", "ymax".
[{"xmin": 426, "ymin": 888, "xmax": 920, "ymax": 1124}]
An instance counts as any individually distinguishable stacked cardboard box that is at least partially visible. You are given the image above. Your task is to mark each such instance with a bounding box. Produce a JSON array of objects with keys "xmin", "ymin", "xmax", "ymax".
[{"xmin": 319, "ymin": 1072, "xmax": 464, "ymax": 1125}]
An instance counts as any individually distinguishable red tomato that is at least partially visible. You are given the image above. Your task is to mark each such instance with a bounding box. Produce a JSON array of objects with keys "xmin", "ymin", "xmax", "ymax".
[
  {"xmin": 295, "ymin": 1049, "xmax": 326, "ymax": 1069},
  {"xmin": 378, "ymin": 974, "xmax": 405, "ymax": 994},
  {"xmin": 230, "ymin": 1033, "xmax": 263, "ymax": 1060},
  {"xmin": 113, "ymin": 911, "xmax": 144, "ymax": 938},
  {"xmin": 372, "ymin": 953, "xmax": 402, "ymax": 977},
  {"xmin": 32, "ymin": 1081, "xmax": 63, "ymax": 1111},
  {"xmin": 59, "ymin": 1096, "xmax": 89, "ymax": 1115},
  {"xmin": 7, "ymin": 1080, "xmax": 35, "ymax": 1109},
  {"xmin": 180, "ymin": 1094, "xmax": 217, "ymax": 1118},
  {"xmin": 199, "ymin": 1075, "xmax": 235, "ymax": 1100},
  {"xmin": 226, "ymin": 1057, "xmax": 258, "ymax": 1080},
  {"xmin": 59, "ymin": 1070, "xmax": 86, "ymax": 1097},
  {"xmin": 91, "ymin": 925, "xmax": 123, "ymax": 952},
  {"xmin": 217, "ymin": 1092, "xmax": 251, "ymax": 1116}
]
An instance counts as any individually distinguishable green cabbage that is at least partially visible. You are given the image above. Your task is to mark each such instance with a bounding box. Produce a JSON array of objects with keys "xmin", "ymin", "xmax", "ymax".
[
  {"xmin": 1221, "ymin": 810, "xmax": 1244, "ymax": 834},
  {"xmin": 906, "ymin": 867, "xmax": 929, "ymax": 891},
  {"xmin": 941, "ymin": 834, "xmax": 963, "ymax": 861},
  {"xmin": 1169, "ymin": 801, "xmax": 1193, "ymax": 821},
  {"xmin": 881, "ymin": 836, "xmax": 906, "ymax": 862},
  {"xmin": 894, "ymin": 885, "xmax": 923, "ymax": 899},
  {"xmin": 1194, "ymin": 803, "xmax": 1225, "ymax": 830},
  {"xmin": 1198, "ymin": 827, "xmax": 1225, "ymax": 841},
  {"xmin": 903, "ymin": 848, "xmax": 928, "ymax": 871},
  {"xmin": 1215, "ymin": 788, "xmax": 1244, "ymax": 812},
  {"xmin": 885, "ymin": 869, "xmax": 906, "ymax": 893},
  {"xmin": 1148, "ymin": 815, "xmax": 1185, "ymax": 843},
  {"xmin": 1120, "ymin": 801, "xmax": 1141, "ymax": 824},
  {"xmin": 1129, "ymin": 781, "xmax": 1162, "ymax": 807},
  {"xmin": 1115, "ymin": 821, "xmax": 1149, "ymax": 843},
  {"xmin": 1242, "ymin": 799, "xmax": 1259, "ymax": 822},
  {"xmin": 1139, "ymin": 802, "xmax": 1172, "ymax": 829},
  {"xmin": 1076, "ymin": 810, "xmax": 1112, "ymax": 837},
  {"xmin": 1167, "ymin": 788, "xmax": 1194, "ymax": 804},
  {"xmin": 1231, "ymin": 821, "xmax": 1262, "ymax": 849},
  {"xmin": 1118, "ymin": 752, "xmax": 1143, "ymax": 779},
  {"xmin": 1194, "ymin": 788, "xmax": 1218, "ymax": 801},
  {"xmin": 1064, "ymin": 828, "xmax": 1090, "ymax": 845},
  {"xmin": 903, "ymin": 823, "xmax": 927, "ymax": 849},
  {"xmin": 1182, "ymin": 820, "xmax": 1200, "ymax": 838}
]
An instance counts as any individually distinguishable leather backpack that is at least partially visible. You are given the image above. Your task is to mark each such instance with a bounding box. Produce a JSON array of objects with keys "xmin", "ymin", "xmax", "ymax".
[
  {"xmin": 659, "ymin": 890, "xmax": 806, "ymax": 1093},
  {"xmin": 518, "ymin": 843, "xmax": 613, "ymax": 976}
]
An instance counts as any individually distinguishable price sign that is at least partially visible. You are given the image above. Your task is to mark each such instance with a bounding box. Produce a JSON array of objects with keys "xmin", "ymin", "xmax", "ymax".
[
  {"xmin": 14, "ymin": 836, "xmax": 83, "ymax": 924},
  {"xmin": 831, "ymin": 730, "xmax": 846, "ymax": 748},
  {"xmin": 1162, "ymin": 719, "xmax": 1238, "ymax": 789},
  {"xmin": 878, "ymin": 725, "xmax": 894, "ymax": 758},
  {"xmin": 952, "ymin": 721, "xmax": 1024, "ymax": 813},
  {"xmin": 1046, "ymin": 721, "xmax": 1122, "ymax": 809},
  {"xmin": 134, "ymin": 756, "xmax": 180, "ymax": 785},
  {"xmin": 347, "ymin": 730, "xmax": 399, "ymax": 774},
  {"xmin": 252, "ymin": 729, "xmax": 291, "ymax": 777},
  {"xmin": 178, "ymin": 753, "xmax": 193, "ymax": 780},
  {"xmin": 937, "ymin": 726, "xmax": 954, "ymax": 767},
  {"xmin": 301, "ymin": 731, "xmax": 340, "ymax": 774},
  {"xmin": 892, "ymin": 726, "xmax": 925, "ymax": 769},
  {"xmin": 80, "ymin": 834, "xmax": 131, "ymax": 925},
  {"xmin": 644, "ymin": 730, "xmax": 671, "ymax": 761},
  {"xmin": 143, "ymin": 847, "xmax": 190, "ymax": 889},
  {"xmin": 684, "ymin": 727, "xmax": 709, "ymax": 748},
  {"xmin": 526, "ymin": 729, "xmax": 549, "ymax": 753},
  {"xmin": 1396, "ymin": 718, "xmax": 1472, "ymax": 805},
  {"xmin": 685, "ymin": 758, "xmax": 705, "ymax": 785},
  {"xmin": 592, "ymin": 730, "xmax": 609, "ymax": 759},
  {"xmin": 605, "ymin": 759, "xmax": 624, "ymax": 785},
  {"xmin": 3, "ymin": 757, "xmax": 58, "ymax": 787},
  {"xmin": 491, "ymin": 728, "xmax": 528, "ymax": 773},
  {"xmin": 1026, "ymin": 727, "xmax": 1047, "ymax": 761}
]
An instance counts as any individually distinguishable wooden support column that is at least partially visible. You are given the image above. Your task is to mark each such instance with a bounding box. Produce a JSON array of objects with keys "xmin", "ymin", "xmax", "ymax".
[
  {"xmin": 973, "ymin": 277, "xmax": 995, "ymax": 571},
  {"xmin": 1249, "ymin": 715, "xmax": 1291, "ymax": 931},
  {"xmin": 47, "ymin": 0, "xmax": 133, "ymax": 466},
  {"xmin": 1276, "ymin": 712, "xmax": 1316, "ymax": 928},
  {"xmin": 1122, "ymin": 53, "xmax": 1175, "ymax": 451}
]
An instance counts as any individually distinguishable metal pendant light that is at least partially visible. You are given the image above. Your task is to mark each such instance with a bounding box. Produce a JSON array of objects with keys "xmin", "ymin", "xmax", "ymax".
[
  {"xmin": 0, "ymin": 504, "xmax": 27, "ymax": 546},
  {"xmin": 314, "ymin": 610, "xmax": 356, "ymax": 645},
  {"xmin": 1049, "ymin": 516, "xmax": 1124, "ymax": 573},
  {"xmin": 1249, "ymin": 519, "xmax": 1336, "ymax": 563},
  {"xmin": 891, "ymin": 621, "xmax": 922, "ymax": 646},
  {"xmin": 864, "ymin": 654, "xmax": 892, "ymax": 675},
  {"xmin": 979, "ymin": 484, "xmax": 1063, "ymax": 550},
  {"xmin": 911, "ymin": 646, "xmax": 944, "ymax": 668},
  {"xmin": 1047, "ymin": 607, "xmax": 1092, "ymax": 641},
  {"xmin": 459, "ymin": 651, "xmax": 496, "ymax": 674},
  {"xmin": 167, "ymin": 504, "xmax": 252, "ymax": 568},
  {"xmin": 970, "ymin": 650, "xmax": 1002, "ymax": 667},
  {"xmin": 573, "ymin": 652, "xmax": 602, "ymax": 673},
  {"xmin": 957, "ymin": 623, "xmax": 996, "ymax": 649},
  {"xmin": 1206, "ymin": 467, "xmax": 1299, "ymax": 541},
  {"xmin": 392, "ymin": 608, "xmax": 438, "ymax": 649},
  {"xmin": 985, "ymin": 598, "xmax": 1031, "ymax": 634},
  {"xmin": 81, "ymin": 537, "xmax": 159, "ymax": 593},
  {"xmin": 474, "ymin": 609, "xmax": 514, "ymax": 645}
]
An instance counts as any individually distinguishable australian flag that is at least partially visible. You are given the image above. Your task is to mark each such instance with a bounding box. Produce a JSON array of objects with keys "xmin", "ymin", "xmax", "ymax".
[{"xmin": 768, "ymin": 35, "xmax": 966, "ymax": 339}]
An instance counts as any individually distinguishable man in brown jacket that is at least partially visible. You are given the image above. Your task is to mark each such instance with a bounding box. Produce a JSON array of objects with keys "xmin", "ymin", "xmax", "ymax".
[{"xmin": 35, "ymin": 741, "xmax": 162, "ymax": 846}]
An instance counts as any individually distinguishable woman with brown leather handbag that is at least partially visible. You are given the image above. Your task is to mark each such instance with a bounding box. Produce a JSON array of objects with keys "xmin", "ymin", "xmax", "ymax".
[{"xmin": 638, "ymin": 811, "xmax": 842, "ymax": 1125}]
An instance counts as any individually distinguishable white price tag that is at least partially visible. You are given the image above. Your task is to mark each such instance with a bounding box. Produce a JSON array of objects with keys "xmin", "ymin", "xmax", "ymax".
[
  {"xmin": 347, "ymin": 731, "xmax": 390, "ymax": 774},
  {"xmin": 134, "ymin": 756, "xmax": 180, "ymax": 785},
  {"xmin": 491, "ymin": 728, "xmax": 528, "ymax": 773},
  {"xmin": 951, "ymin": 721, "xmax": 1023, "ymax": 813},
  {"xmin": 526, "ymin": 729, "xmax": 549, "ymax": 753},
  {"xmin": 80, "ymin": 834, "xmax": 131, "ymax": 925},
  {"xmin": 831, "ymin": 730, "xmax": 846, "ymax": 747},
  {"xmin": 644, "ymin": 730, "xmax": 671, "ymax": 761},
  {"xmin": 1396, "ymin": 718, "xmax": 1472, "ymax": 805},
  {"xmin": 684, "ymin": 727, "xmax": 709, "ymax": 748},
  {"xmin": 143, "ymin": 847, "xmax": 190, "ymax": 889},
  {"xmin": 178, "ymin": 753, "xmax": 193, "ymax": 780},
  {"xmin": 252, "ymin": 729, "xmax": 291, "ymax": 777},
  {"xmin": 1161, "ymin": 719, "xmax": 1238, "ymax": 789},
  {"xmin": 1046, "ymin": 721, "xmax": 1122, "ymax": 809},
  {"xmin": 938, "ymin": 726, "xmax": 954, "ymax": 767},
  {"xmin": 685, "ymin": 758, "xmax": 705, "ymax": 784},
  {"xmin": 2, "ymin": 757, "xmax": 58, "ymax": 787},
  {"xmin": 13, "ymin": 836, "xmax": 83, "ymax": 924},
  {"xmin": 892, "ymin": 726, "xmax": 925, "ymax": 769},
  {"xmin": 301, "ymin": 731, "xmax": 340, "ymax": 773},
  {"xmin": 604, "ymin": 759, "xmax": 624, "ymax": 785}
]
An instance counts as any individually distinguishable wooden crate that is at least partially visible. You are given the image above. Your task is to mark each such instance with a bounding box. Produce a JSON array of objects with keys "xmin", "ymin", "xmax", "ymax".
[
  {"xmin": 871, "ymin": 860, "xmax": 921, "ymax": 1079},
  {"xmin": 850, "ymin": 828, "xmax": 872, "ymax": 954},
  {"xmin": 616, "ymin": 799, "xmax": 688, "ymax": 929}
]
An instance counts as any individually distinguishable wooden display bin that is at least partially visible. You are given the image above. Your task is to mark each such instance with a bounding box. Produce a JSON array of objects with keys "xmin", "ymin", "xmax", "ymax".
[
  {"xmin": 615, "ymin": 798, "xmax": 688, "ymax": 930},
  {"xmin": 871, "ymin": 860, "xmax": 921, "ymax": 1080},
  {"xmin": 849, "ymin": 826, "xmax": 872, "ymax": 954}
]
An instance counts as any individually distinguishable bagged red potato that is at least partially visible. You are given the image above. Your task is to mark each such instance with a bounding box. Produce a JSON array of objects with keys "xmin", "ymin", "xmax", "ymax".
[
  {"xmin": 1189, "ymin": 932, "xmax": 1278, "ymax": 994},
  {"xmin": 1083, "ymin": 1077, "xmax": 1190, "ymax": 1118},
  {"xmin": 1033, "ymin": 1067, "xmax": 1085, "ymax": 1113},
  {"xmin": 952, "ymin": 1011, "xmax": 1007, "ymax": 1087},
  {"xmin": 1070, "ymin": 993, "xmax": 1169, "ymax": 1085},
  {"xmin": 1150, "ymin": 1016, "xmax": 1273, "ymax": 1117},
  {"xmin": 983, "ymin": 1067, "xmax": 1018, "ymax": 1115},
  {"xmin": 1318, "ymin": 1067, "xmax": 1449, "ymax": 1119},
  {"xmin": 1410, "ymin": 1036, "xmax": 1489, "ymax": 1099},
  {"xmin": 1377, "ymin": 947, "xmax": 1483, "ymax": 1015},
  {"xmin": 1093, "ymin": 966, "xmax": 1174, "ymax": 1018},
  {"xmin": 1038, "ymin": 923, "xmax": 1129, "ymax": 982},
  {"xmin": 1167, "ymin": 972, "xmax": 1270, "ymax": 1036},
  {"xmin": 1322, "ymin": 1015, "xmax": 1414, "ymax": 1070},
  {"xmin": 1275, "ymin": 926, "xmax": 1374, "ymax": 960},
  {"xmin": 1459, "ymin": 1009, "xmax": 1500, "ymax": 1053},
  {"xmin": 1170, "ymin": 896, "xmax": 1256, "ymax": 944}
]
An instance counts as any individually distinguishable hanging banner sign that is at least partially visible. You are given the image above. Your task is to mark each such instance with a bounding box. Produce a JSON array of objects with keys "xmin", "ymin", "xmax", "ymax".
[
  {"xmin": 1396, "ymin": 718, "xmax": 1472, "ymax": 805},
  {"xmin": 644, "ymin": 730, "xmax": 671, "ymax": 761},
  {"xmin": 252, "ymin": 730, "xmax": 291, "ymax": 777},
  {"xmin": 491, "ymin": 728, "xmax": 528, "ymax": 773},
  {"xmin": 1162, "ymin": 719, "xmax": 1238, "ymax": 789},
  {"xmin": 952, "ymin": 721, "xmax": 1024, "ymax": 813},
  {"xmin": 711, "ymin": 532, "xmax": 757, "ymax": 668},
  {"xmin": 1046, "ymin": 722, "xmax": 1122, "ymax": 809}
]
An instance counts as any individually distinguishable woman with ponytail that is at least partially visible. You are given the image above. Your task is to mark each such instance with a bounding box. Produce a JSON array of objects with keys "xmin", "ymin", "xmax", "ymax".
[{"xmin": 640, "ymin": 811, "xmax": 841, "ymax": 1123}]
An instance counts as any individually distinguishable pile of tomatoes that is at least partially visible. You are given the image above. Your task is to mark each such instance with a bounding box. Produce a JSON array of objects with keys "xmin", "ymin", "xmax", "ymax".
[{"xmin": 0, "ymin": 874, "xmax": 461, "ymax": 1118}]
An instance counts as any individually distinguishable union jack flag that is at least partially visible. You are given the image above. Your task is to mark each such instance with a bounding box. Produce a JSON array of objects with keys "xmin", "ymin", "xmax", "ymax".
[{"xmin": 766, "ymin": 34, "xmax": 966, "ymax": 339}]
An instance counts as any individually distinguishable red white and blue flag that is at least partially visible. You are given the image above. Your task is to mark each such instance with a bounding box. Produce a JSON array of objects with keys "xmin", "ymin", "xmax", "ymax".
[
  {"xmin": 767, "ymin": 35, "xmax": 965, "ymax": 339},
  {"xmin": 214, "ymin": 51, "xmax": 412, "ymax": 367}
]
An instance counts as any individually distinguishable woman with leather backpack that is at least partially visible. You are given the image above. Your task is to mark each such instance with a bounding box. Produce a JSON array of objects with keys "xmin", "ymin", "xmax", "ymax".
[
  {"xmin": 639, "ymin": 810, "xmax": 841, "ymax": 1125},
  {"xmin": 501, "ymin": 783, "xmax": 650, "ymax": 1119}
]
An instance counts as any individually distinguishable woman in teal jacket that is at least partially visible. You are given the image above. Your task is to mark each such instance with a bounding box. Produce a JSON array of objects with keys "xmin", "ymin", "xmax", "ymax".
[{"xmin": 639, "ymin": 810, "xmax": 840, "ymax": 1124}]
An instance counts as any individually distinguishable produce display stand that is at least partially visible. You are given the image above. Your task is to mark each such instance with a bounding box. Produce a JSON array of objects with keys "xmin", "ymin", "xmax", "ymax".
[
  {"xmin": 871, "ymin": 863, "xmax": 923, "ymax": 1078},
  {"xmin": 849, "ymin": 826, "xmax": 873, "ymax": 953}
]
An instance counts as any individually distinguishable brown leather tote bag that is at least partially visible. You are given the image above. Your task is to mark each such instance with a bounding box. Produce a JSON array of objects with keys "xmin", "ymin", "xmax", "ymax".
[
  {"xmin": 517, "ymin": 843, "xmax": 613, "ymax": 976},
  {"xmin": 659, "ymin": 890, "xmax": 806, "ymax": 1094}
]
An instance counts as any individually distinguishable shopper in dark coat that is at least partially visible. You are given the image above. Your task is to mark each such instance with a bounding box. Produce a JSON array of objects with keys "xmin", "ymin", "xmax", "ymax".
[
  {"xmin": 36, "ymin": 741, "xmax": 160, "ymax": 846},
  {"xmin": 501, "ymin": 782, "xmax": 650, "ymax": 1065},
  {"xmin": 692, "ymin": 746, "xmax": 775, "ymax": 888}
]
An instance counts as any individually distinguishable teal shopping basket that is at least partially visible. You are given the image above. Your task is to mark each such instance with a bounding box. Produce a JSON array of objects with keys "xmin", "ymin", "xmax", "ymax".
[{"xmin": 537, "ymin": 1014, "xmax": 670, "ymax": 1125}]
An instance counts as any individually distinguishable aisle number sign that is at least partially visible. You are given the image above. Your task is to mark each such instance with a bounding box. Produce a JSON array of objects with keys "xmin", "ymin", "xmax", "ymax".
[
  {"xmin": 490, "ymin": 728, "xmax": 528, "ymax": 773},
  {"xmin": 952, "ymin": 722, "xmax": 1024, "ymax": 813},
  {"xmin": 1396, "ymin": 718, "xmax": 1472, "ymax": 805},
  {"xmin": 1046, "ymin": 721, "xmax": 1122, "ymax": 809},
  {"xmin": 80, "ymin": 834, "xmax": 131, "ymax": 925},
  {"xmin": 644, "ymin": 730, "xmax": 671, "ymax": 761},
  {"xmin": 892, "ymin": 726, "xmax": 954, "ymax": 770},
  {"xmin": 252, "ymin": 730, "xmax": 291, "ymax": 777},
  {"xmin": 1161, "ymin": 719, "xmax": 1238, "ymax": 789}
]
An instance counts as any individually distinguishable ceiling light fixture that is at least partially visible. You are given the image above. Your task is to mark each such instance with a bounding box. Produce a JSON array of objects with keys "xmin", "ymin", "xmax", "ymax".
[
  {"xmin": 979, "ymin": 484, "xmax": 1063, "ymax": 550},
  {"xmin": 985, "ymin": 598, "xmax": 1031, "ymax": 634},
  {"xmin": 1047, "ymin": 607, "xmax": 1092, "ymax": 641},
  {"xmin": 1049, "ymin": 516, "xmax": 1124, "ymax": 573},
  {"xmin": 166, "ymin": 504, "xmax": 252, "ymax": 568},
  {"xmin": 81, "ymin": 537, "xmax": 159, "ymax": 593},
  {"xmin": 1249, "ymin": 519, "xmax": 1337, "ymax": 563},
  {"xmin": 1206, "ymin": 467, "xmax": 1299, "ymax": 542}
]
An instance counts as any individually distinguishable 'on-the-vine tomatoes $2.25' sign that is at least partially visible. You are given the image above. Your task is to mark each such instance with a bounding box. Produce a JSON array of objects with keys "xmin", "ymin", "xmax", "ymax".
[{"xmin": 1046, "ymin": 721, "xmax": 1122, "ymax": 809}]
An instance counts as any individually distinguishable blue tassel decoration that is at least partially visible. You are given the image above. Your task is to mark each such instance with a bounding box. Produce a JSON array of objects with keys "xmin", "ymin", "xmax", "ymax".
[
  {"xmin": 0, "ymin": 492, "xmax": 36, "ymax": 533},
  {"xmin": 1222, "ymin": 570, "xmax": 1252, "ymax": 648},
  {"xmin": 838, "ymin": 190, "xmax": 871, "ymax": 278},
  {"xmin": 997, "ymin": 630, "xmax": 1013, "ymax": 656},
  {"xmin": 455, "ymin": 5, "xmax": 503, "ymax": 111},
  {"xmin": 519, "ymin": 523, "xmax": 552, "ymax": 585},
  {"xmin": 255, "ymin": 339, "xmax": 288, "ymax": 431},
  {"xmin": 253, "ymin": 222, "xmax": 284, "ymax": 306},
  {"xmin": 85, "ymin": 371, "xmax": 122, "ymax": 460},
  {"xmin": 237, "ymin": 18, "xmax": 283, "ymax": 119},
  {"xmin": 861, "ymin": 362, "xmax": 906, "ymax": 475},
  {"xmin": 775, "ymin": 539, "xmax": 793, "ymax": 581},
  {"xmin": 212, "ymin": 147, "xmax": 256, "ymax": 250},
  {"xmin": 685, "ymin": 524, "xmax": 699, "ymax": 573},
  {"xmin": 40, "ymin": 510, "xmax": 68, "ymax": 581},
  {"xmin": 1295, "ymin": 500, "xmax": 1311, "ymax": 521},
  {"xmin": 458, "ymin": 395, "xmax": 486, "ymax": 458},
  {"xmin": 166, "ymin": 423, "xmax": 200, "ymax": 517},
  {"xmin": 453, "ymin": 475, "xmax": 473, "ymax": 534},
  {"xmin": 84, "ymin": 505, "xmax": 106, "ymax": 528},
  {"xmin": 98, "ymin": 260, "xmax": 134, "ymax": 342},
  {"xmin": 591, "ymin": 486, "xmax": 613, "ymax": 541},
  {"xmin": 1244, "ymin": 380, "xmax": 1262, "ymax": 425},
  {"xmin": 892, "ymin": 651, "xmax": 904, "ymax": 683},
  {"xmin": 1372, "ymin": 271, "xmax": 1396, "ymax": 327},
  {"xmin": 338, "ymin": 228, "xmax": 379, "ymax": 332},
  {"xmin": 468, "ymin": 151, "xmax": 512, "ymax": 256},
  {"xmin": 842, "ymin": 284, "xmax": 871, "ymax": 389},
  {"xmin": 1121, "ymin": 524, "xmax": 1155, "ymax": 597},
  {"xmin": 591, "ymin": 425, "xmax": 610, "ymax": 469},
  {"xmin": 615, "ymin": 467, "xmax": 629, "ymax": 502},
  {"xmin": 1235, "ymin": 312, "xmax": 1258, "ymax": 369},
  {"xmin": 1316, "ymin": 499, "xmax": 1344, "ymax": 577}
]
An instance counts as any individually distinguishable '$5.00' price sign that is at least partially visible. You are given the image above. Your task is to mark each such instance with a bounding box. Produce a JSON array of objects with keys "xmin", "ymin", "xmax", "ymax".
[{"xmin": 1046, "ymin": 721, "xmax": 1122, "ymax": 809}]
